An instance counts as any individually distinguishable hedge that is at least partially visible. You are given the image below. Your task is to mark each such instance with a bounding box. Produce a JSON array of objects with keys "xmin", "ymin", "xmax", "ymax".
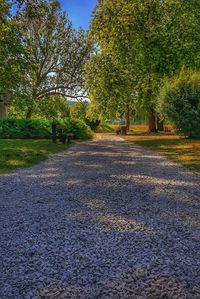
[
  {"xmin": 0, "ymin": 118, "xmax": 92, "ymax": 140},
  {"xmin": 53, "ymin": 118, "xmax": 92, "ymax": 140}
]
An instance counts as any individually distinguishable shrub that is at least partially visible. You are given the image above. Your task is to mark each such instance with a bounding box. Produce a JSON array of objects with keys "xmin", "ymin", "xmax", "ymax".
[
  {"xmin": 85, "ymin": 119, "xmax": 100, "ymax": 131},
  {"xmin": 158, "ymin": 71, "xmax": 200, "ymax": 138},
  {"xmin": 0, "ymin": 118, "xmax": 51, "ymax": 138},
  {"xmin": 0, "ymin": 118, "xmax": 92, "ymax": 140},
  {"xmin": 55, "ymin": 118, "xmax": 92, "ymax": 140}
]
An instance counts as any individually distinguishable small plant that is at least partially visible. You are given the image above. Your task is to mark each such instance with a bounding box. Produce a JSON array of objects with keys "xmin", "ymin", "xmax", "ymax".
[{"xmin": 158, "ymin": 71, "xmax": 200, "ymax": 138}]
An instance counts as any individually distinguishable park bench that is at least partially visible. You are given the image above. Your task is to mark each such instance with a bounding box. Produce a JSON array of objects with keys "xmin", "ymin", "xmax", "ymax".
[
  {"xmin": 164, "ymin": 126, "xmax": 171, "ymax": 133},
  {"xmin": 52, "ymin": 124, "xmax": 74, "ymax": 144}
]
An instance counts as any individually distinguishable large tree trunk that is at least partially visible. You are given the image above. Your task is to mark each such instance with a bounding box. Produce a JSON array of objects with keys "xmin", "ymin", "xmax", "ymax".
[
  {"xmin": 148, "ymin": 111, "xmax": 157, "ymax": 132},
  {"xmin": 146, "ymin": 77, "xmax": 157, "ymax": 133},
  {"xmin": 0, "ymin": 102, "xmax": 8, "ymax": 118},
  {"xmin": 157, "ymin": 117, "xmax": 164, "ymax": 131},
  {"xmin": 125, "ymin": 104, "xmax": 130, "ymax": 131},
  {"xmin": 26, "ymin": 92, "xmax": 37, "ymax": 119},
  {"xmin": 26, "ymin": 107, "xmax": 33, "ymax": 119}
]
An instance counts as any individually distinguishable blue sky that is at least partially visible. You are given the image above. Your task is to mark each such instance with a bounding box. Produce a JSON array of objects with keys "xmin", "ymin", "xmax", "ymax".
[{"xmin": 60, "ymin": 0, "xmax": 97, "ymax": 30}]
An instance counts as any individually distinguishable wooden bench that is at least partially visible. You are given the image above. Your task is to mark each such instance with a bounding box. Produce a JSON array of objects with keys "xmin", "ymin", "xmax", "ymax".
[
  {"xmin": 164, "ymin": 126, "xmax": 171, "ymax": 133},
  {"xmin": 52, "ymin": 124, "xmax": 74, "ymax": 144}
]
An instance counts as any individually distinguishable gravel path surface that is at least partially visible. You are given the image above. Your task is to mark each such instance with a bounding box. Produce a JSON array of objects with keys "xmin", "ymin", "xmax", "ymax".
[{"xmin": 0, "ymin": 134, "xmax": 200, "ymax": 299}]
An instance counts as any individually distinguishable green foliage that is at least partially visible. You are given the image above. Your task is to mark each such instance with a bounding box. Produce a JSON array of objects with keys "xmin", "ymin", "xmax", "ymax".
[
  {"xmin": 34, "ymin": 96, "xmax": 71, "ymax": 119},
  {"xmin": 84, "ymin": 50, "xmax": 137, "ymax": 122},
  {"xmin": 87, "ymin": 0, "xmax": 164, "ymax": 119},
  {"xmin": 54, "ymin": 118, "xmax": 92, "ymax": 140},
  {"xmin": 0, "ymin": 118, "xmax": 51, "ymax": 138},
  {"xmin": 0, "ymin": 0, "xmax": 23, "ymax": 92},
  {"xmin": 159, "ymin": 72, "xmax": 200, "ymax": 138},
  {"xmin": 69, "ymin": 101, "xmax": 100, "ymax": 131},
  {"xmin": 87, "ymin": 0, "xmax": 200, "ymax": 130},
  {"xmin": 0, "ymin": 139, "xmax": 69, "ymax": 173},
  {"xmin": 0, "ymin": 118, "xmax": 92, "ymax": 139},
  {"xmin": 9, "ymin": 95, "xmax": 71, "ymax": 119},
  {"xmin": 70, "ymin": 102, "xmax": 88, "ymax": 120},
  {"xmin": 15, "ymin": 0, "xmax": 91, "ymax": 118},
  {"xmin": 85, "ymin": 119, "xmax": 100, "ymax": 131}
]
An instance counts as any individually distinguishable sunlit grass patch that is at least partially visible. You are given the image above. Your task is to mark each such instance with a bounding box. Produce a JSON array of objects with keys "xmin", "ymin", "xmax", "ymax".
[
  {"xmin": 124, "ymin": 135, "xmax": 200, "ymax": 172},
  {"xmin": 129, "ymin": 124, "xmax": 149, "ymax": 133},
  {"xmin": 0, "ymin": 139, "xmax": 70, "ymax": 174},
  {"xmin": 110, "ymin": 124, "xmax": 148, "ymax": 134},
  {"xmin": 6, "ymin": 159, "xmax": 26, "ymax": 167}
]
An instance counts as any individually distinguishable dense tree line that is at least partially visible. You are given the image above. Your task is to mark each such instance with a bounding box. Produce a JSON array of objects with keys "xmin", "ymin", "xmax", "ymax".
[
  {"xmin": 1, "ymin": 0, "xmax": 200, "ymax": 136},
  {"xmin": 85, "ymin": 0, "xmax": 200, "ymax": 132}
]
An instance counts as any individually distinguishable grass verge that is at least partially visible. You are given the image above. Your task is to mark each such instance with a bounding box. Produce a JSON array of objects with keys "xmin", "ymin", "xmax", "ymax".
[
  {"xmin": 124, "ymin": 135, "xmax": 200, "ymax": 172},
  {"xmin": 111, "ymin": 124, "xmax": 149, "ymax": 134},
  {"xmin": 97, "ymin": 124, "xmax": 149, "ymax": 134},
  {"xmin": 0, "ymin": 139, "xmax": 70, "ymax": 174}
]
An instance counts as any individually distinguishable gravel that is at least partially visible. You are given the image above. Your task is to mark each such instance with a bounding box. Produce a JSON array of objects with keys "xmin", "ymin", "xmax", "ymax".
[{"xmin": 0, "ymin": 134, "xmax": 200, "ymax": 299}]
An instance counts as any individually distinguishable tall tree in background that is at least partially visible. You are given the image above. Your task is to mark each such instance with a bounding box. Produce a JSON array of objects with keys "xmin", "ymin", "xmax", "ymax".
[
  {"xmin": 87, "ymin": 0, "xmax": 163, "ymax": 131},
  {"xmin": 87, "ymin": 0, "xmax": 200, "ymax": 131},
  {"xmin": 16, "ymin": 0, "xmax": 92, "ymax": 118},
  {"xmin": 84, "ymin": 53, "xmax": 136, "ymax": 129},
  {"xmin": 0, "ymin": 0, "xmax": 23, "ymax": 92}
]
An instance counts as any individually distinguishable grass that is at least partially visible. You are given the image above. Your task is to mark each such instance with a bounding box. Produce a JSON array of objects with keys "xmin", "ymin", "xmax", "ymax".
[
  {"xmin": 0, "ymin": 139, "xmax": 70, "ymax": 174},
  {"xmin": 124, "ymin": 135, "xmax": 200, "ymax": 172},
  {"xmin": 111, "ymin": 124, "xmax": 149, "ymax": 134},
  {"xmin": 98, "ymin": 124, "xmax": 149, "ymax": 133}
]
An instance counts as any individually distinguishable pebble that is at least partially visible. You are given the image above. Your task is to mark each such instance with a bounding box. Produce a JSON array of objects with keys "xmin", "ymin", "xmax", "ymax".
[{"xmin": 0, "ymin": 134, "xmax": 200, "ymax": 298}]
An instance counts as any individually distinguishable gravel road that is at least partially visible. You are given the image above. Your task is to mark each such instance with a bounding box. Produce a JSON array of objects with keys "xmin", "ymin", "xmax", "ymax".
[{"xmin": 0, "ymin": 134, "xmax": 200, "ymax": 299}]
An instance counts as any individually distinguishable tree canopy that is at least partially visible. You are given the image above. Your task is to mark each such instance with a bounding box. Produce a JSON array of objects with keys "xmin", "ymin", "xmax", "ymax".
[
  {"xmin": 0, "ymin": 0, "xmax": 93, "ymax": 118},
  {"xmin": 0, "ymin": 0, "xmax": 23, "ymax": 92},
  {"xmin": 1, "ymin": 0, "xmax": 200, "ymax": 128},
  {"xmin": 85, "ymin": 0, "xmax": 200, "ymax": 131},
  {"xmin": 16, "ymin": 0, "xmax": 92, "ymax": 118}
]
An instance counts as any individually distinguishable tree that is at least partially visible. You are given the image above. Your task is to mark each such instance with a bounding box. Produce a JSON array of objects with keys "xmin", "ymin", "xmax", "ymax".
[
  {"xmin": 84, "ymin": 52, "xmax": 136, "ymax": 129},
  {"xmin": 70, "ymin": 101, "xmax": 88, "ymax": 120},
  {"xmin": 87, "ymin": 0, "xmax": 200, "ymax": 131},
  {"xmin": 36, "ymin": 95, "xmax": 70, "ymax": 119},
  {"xmin": 158, "ymin": 71, "xmax": 200, "ymax": 138},
  {"xmin": 0, "ymin": 0, "xmax": 23, "ymax": 92},
  {"xmin": 9, "ymin": 94, "xmax": 71, "ymax": 118},
  {"xmin": 16, "ymin": 0, "xmax": 92, "ymax": 118},
  {"xmin": 89, "ymin": 0, "xmax": 163, "ymax": 131},
  {"xmin": 0, "ymin": 0, "xmax": 24, "ymax": 117}
]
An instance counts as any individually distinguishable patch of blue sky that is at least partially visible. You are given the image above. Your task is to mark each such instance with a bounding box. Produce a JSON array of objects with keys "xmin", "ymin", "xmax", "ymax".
[{"xmin": 60, "ymin": 0, "xmax": 97, "ymax": 30}]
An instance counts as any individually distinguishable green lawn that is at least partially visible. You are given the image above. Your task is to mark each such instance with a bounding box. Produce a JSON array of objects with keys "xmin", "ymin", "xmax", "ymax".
[
  {"xmin": 0, "ymin": 139, "xmax": 70, "ymax": 174},
  {"xmin": 124, "ymin": 135, "xmax": 200, "ymax": 172}
]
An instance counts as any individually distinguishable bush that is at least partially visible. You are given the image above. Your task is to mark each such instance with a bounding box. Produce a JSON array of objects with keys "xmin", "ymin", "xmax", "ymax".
[
  {"xmin": 0, "ymin": 118, "xmax": 51, "ymax": 138},
  {"xmin": 54, "ymin": 118, "xmax": 92, "ymax": 140},
  {"xmin": 159, "ymin": 71, "xmax": 200, "ymax": 138},
  {"xmin": 85, "ymin": 119, "xmax": 100, "ymax": 131},
  {"xmin": 0, "ymin": 118, "xmax": 92, "ymax": 140}
]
